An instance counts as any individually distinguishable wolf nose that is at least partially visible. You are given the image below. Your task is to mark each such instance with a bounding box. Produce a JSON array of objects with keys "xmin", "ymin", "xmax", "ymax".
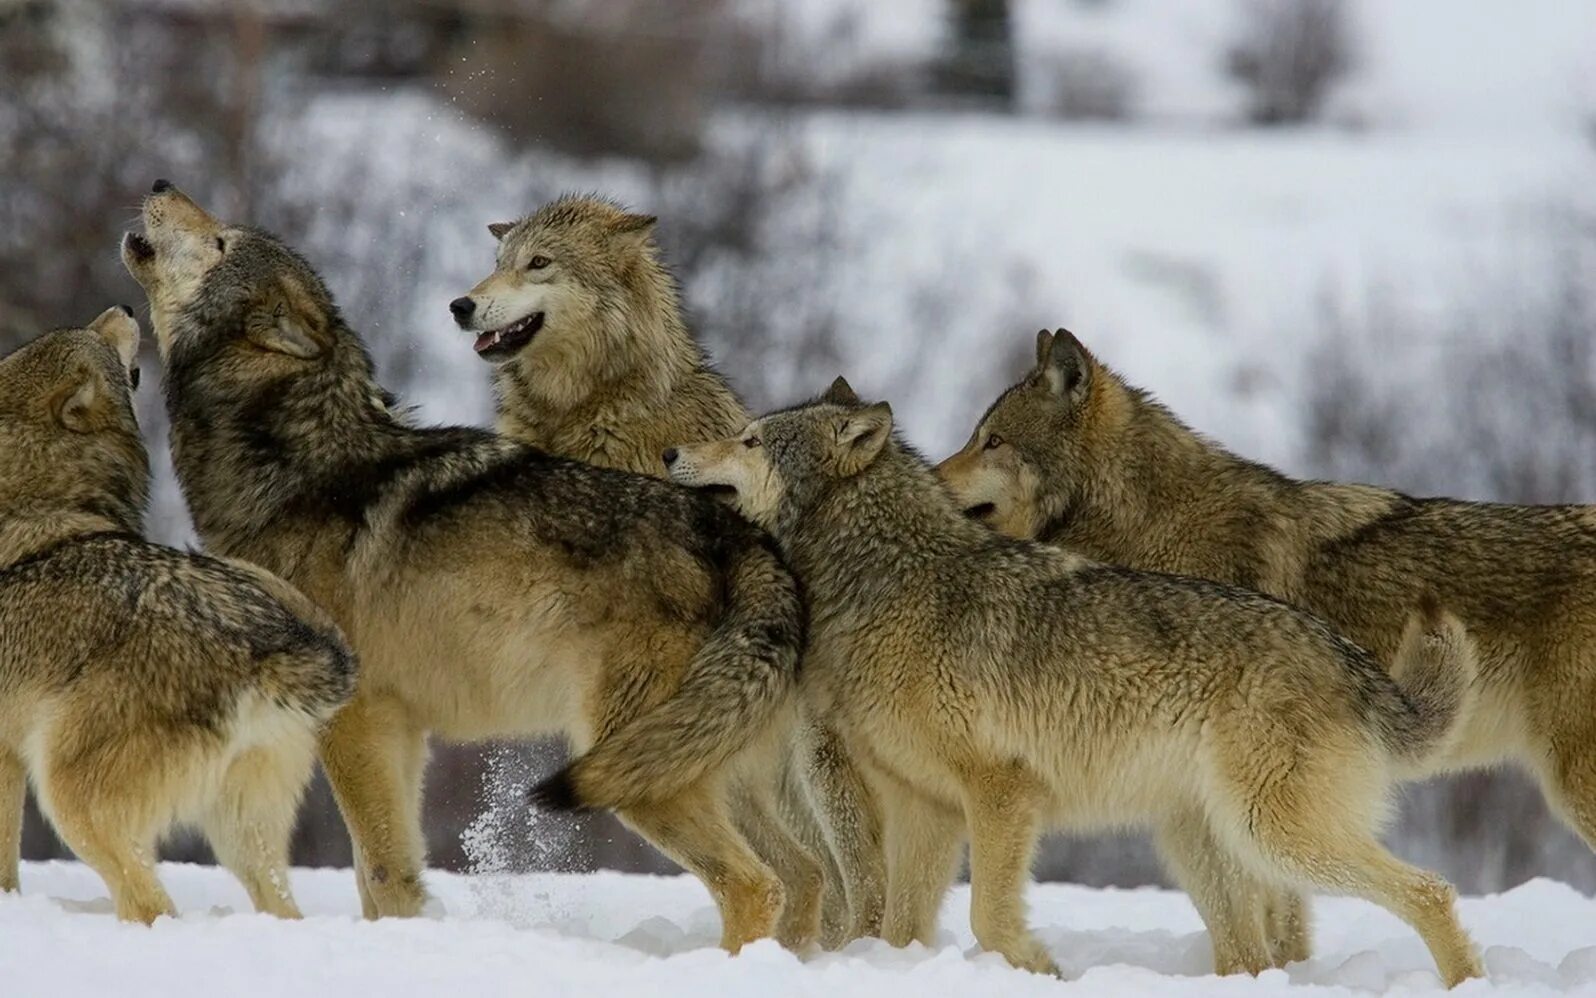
[
  {"xmin": 662, "ymin": 448, "xmax": 679, "ymax": 467},
  {"xmin": 449, "ymin": 297, "xmax": 476, "ymax": 324},
  {"xmin": 151, "ymin": 178, "xmax": 172, "ymax": 193}
]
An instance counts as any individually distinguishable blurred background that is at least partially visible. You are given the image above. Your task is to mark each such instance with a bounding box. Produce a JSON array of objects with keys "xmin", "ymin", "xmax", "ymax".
[{"xmin": 4, "ymin": 0, "xmax": 1595, "ymax": 894}]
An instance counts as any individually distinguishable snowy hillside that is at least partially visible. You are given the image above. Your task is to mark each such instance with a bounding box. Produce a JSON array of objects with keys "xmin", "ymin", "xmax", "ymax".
[{"xmin": 5, "ymin": 862, "xmax": 1596, "ymax": 996}]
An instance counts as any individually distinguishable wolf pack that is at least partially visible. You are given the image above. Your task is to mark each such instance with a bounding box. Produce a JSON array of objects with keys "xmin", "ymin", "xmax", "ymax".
[{"xmin": 3, "ymin": 179, "xmax": 1594, "ymax": 988}]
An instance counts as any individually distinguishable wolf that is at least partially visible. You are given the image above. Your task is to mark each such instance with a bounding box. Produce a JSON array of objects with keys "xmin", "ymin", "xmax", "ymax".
[
  {"xmin": 939, "ymin": 329, "xmax": 1596, "ymax": 876},
  {"xmin": 123, "ymin": 181, "xmax": 805, "ymax": 951},
  {"xmin": 0, "ymin": 308, "xmax": 354, "ymax": 923},
  {"xmin": 665, "ymin": 379, "xmax": 1484, "ymax": 987},
  {"xmin": 452, "ymin": 196, "xmax": 884, "ymax": 946},
  {"xmin": 450, "ymin": 195, "xmax": 747, "ymax": 476}
]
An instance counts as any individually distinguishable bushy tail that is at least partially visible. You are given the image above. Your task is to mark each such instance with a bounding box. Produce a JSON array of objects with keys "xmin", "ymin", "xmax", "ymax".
[
  {"xmin": 258, "ymin": 632, "xmax": 359, "ymax": 724},
  {"xmin": 528, "ymin": 537, "xmax": 803, "ymax": 813},
  {"xmin": 1385, "ymin": 594, "xmax": 1478, "ymax": 765}
]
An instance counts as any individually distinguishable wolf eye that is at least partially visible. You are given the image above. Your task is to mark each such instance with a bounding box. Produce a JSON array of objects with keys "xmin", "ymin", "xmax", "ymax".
[
  {"xmin": 984, "ymin": 433, "xmax": 1004, "ymax": 450},
  {"xmin": 527, "ymin": 255, "xmax": 551, "ymax": 271},
  {"xmin": 215, "ymin": 237, "xmax": 226, "ymax": 253},
  {"xmin": 744, "ymin": 435, "xmax": 761, "ymax": 449}
]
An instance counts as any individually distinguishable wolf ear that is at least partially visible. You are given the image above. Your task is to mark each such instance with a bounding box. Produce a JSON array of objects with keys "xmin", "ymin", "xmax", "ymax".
[
  {"xmin": 250, "ymin": 289, "xmax": 328, "ymax": 360},
  {"xmin": 610, "ymin": 212, "xmax": 657, "ymax": 249},
  {"xmin": 1042, "ymin": 327, "xmax": 1092, "ymax": 402},
  {"xmin": 822, "ymin": 375, "xmax": 861, "ymax": 407},
  {"xmin": 1035, "ymin": 328, "xmax": 1054, "ymax": 367},
  {"xmin": 55, "ymin": 367, "xmax": 108, "ymax": 433},
  {"xmin": 614, "ymin": 212, "xmax": 657, "ymax": 235},
  {"xmin": 835, "ymin": 401, "xmax": 893, "ymax": 475},
  {"xmin": 488, "ymin": 221, "xmax": 515, "ymax": 241}
]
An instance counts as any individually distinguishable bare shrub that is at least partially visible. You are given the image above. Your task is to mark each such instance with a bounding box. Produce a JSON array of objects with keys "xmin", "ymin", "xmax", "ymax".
[
  {"xmin": 935, "ymin": 0, "xmax": 1017, "ymax": 105},
  {"xmin": 437, "ymin": 0, "xmax": 728, "ymax": 162},
  {"xmin": 1033, "ymin": 46, "xmax": 1139, "ymax": 121},
  {"xmin": 1225, "ymin": 0, "xmax": 1355, "ymax": 126},
  {"xmin": 734, "ymin": 4, "xmax": 927, "ymax": 110}
]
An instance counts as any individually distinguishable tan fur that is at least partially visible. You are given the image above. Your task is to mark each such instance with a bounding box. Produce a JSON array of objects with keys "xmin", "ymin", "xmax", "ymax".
[
  {"xmin": 126, "ymin": 186, "xmax": 807, "ymax": 952},
  {"xmin": 0, "ymin": 312, "xmax": 353, "ymax": 923},
  {"xmin": 941, "ymin": 328, "xmax": 1596, "ymax": 841},
  {"xmin": 671, "ymin": 388, "xmax": 1484, "ymax": 987},
  {"xmin": 459, "ymin": 196, "xmax": 882, "ymax": 947}
]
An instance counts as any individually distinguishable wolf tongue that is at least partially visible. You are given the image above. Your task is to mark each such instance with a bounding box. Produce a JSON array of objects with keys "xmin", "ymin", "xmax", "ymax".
[{"xmin": 473, "ymin": 330, "xmax": 498, "ymax": 353}]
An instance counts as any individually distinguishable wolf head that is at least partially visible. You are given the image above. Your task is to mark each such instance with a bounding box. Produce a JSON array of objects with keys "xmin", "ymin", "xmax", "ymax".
[
  {"xmin": 665, "ymin": 376, "xmax": 894, "ymax": 533},
  {"xmin": 936, "ymin": 329, "xmax": 1108, "ymax": 539},
  {"xmin": 450, "ymin": 195, "xmax": 690, "ymax": 407},
  {"xmin": 122, "ymin": 181, "xmax": 385, "ymax": 425},
  {"xmin": 0, "ymin": 307, "xmax": 148, "ymax": 526}
]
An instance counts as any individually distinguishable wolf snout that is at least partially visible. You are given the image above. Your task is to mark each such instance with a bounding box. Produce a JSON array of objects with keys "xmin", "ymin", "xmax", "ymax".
[
  {"xmin": 151, "ymin": 178, "xmax": 173, "ymax": 193},
  {"xmin": 449, "ymin": 297, "xmax": 476, "ymax": 324},
  {"xmin": 662, "ymin": 448, "xmax": 679, "ymax": 467}
]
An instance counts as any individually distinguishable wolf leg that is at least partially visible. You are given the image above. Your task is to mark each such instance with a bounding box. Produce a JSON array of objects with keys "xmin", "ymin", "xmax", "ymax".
[
  {"xmin": 732, "ymin": 775, "xmax": 824, "ymax": 951},
  {"xmin": 319, "ymin": 695, "xmax": 430, "ymax": 918},
  {"xmin": 203, "ymin": 739, "xmax": 316, "ymax": 918},
  {"xmin": 1155, "ymin": 807, "xmax": 1273, "ymax": 975},
  {"xmin": 774, "ymin": 751, "xmax": 852, "ymax": 947},
  {"xmin": 1240, "ymin": 800, "xmax": 1481, "ymax": 987},
  {"xmin": 1536, "ymin": 713, "xmax": 1596, "ymax": 859},
  {"xmin": 959, "ymin": 762, "xmax": 1057, "ymax": 977},
  {"xmin": 0, "ymin": 749, "xmax": 23, "ymax": 892},
  {"xmin": 43, "ymin": 774, "xmax": 174, "ymax": 924},
  {"xmin": 879, "ymin": 780, "xmax": 963, "ymax": 948},
  {"xmin": 800, "ymin": 722, "xmax": 887, "ymax": 944},
  {"xmin": 1264, "ymin": 889, "xmax": 1312, "ymax": 966},
  {"xmin": 621, "ymin": 780, "xmax": 783, "ymax": 953}
]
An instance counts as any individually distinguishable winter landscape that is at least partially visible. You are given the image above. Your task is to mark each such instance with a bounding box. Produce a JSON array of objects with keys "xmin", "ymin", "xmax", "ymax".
[
  {"xmin": 10, "ymin": 861, "xmax": 1596, "ymax": 996},
  {"xmin": 3, "ymin": 0, "xmax": 1596, "ymax": 992}
]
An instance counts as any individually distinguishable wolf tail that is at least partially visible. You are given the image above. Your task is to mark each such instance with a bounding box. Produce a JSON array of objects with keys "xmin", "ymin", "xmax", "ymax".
[
  {"xmin": 528, "ymin": 535, "xmax": 804, "ymax": 813},
  {"xmin": 1383, "ymin": 594, "xmax": 1478, "ymax": 766},
  {"xmin": 257, "ymin": 626, "xmax": 359, "ymax": 724}
]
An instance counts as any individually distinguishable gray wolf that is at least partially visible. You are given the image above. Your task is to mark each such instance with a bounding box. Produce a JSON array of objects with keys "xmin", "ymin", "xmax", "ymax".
[
  {"xmin": 450, "ymin": 195, "xmax": 747, "ymax": 476},
  {"xmin": 665, "ymin": 379, "xmax": 1484, "ymax": 986},
  {"xmin": 453, "ymin": 195, "xmax": 883, "ymax": 947},
  {"xmin": 940, "ymin": 329, "xmax": 1596, "ymax": 869},
  {"xmin": 0, "ymin": 309, "xmax": 353, "ymax": 923},
  {"xmin": 123, "ymin": 182, "xmax": 804, "ymax": 952}
]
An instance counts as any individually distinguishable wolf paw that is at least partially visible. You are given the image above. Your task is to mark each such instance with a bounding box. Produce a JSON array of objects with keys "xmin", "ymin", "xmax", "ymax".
[{"xmin": 1005, "ymin": 938, "xmax": 1061, "ymax": 978}]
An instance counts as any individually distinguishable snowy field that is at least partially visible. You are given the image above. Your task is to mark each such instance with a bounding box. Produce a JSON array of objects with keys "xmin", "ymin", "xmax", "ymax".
[
  {"xmin": 5, "ymin": 862, "xmax": 1596, "ymax": 996},
  {"xmin": 335, "ymin": 0, "xmax": 1596, "ymax": 478}
]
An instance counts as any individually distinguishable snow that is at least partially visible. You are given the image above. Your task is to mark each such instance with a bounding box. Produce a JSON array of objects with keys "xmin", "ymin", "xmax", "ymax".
[
  {"xmin": 691, "ymin": 2, "xmax": 1596, "ymax": 474},
  {"xmin": 273, "ymin": 4, "xmax": 1595, "ymax": 482},
  {"xmin": 801, "ymin": 110, "xmax": 1594, "ymax": 466},
  {"xmin": 5, "ymin": 861, "xmax": 1596, "ymax": 995}
]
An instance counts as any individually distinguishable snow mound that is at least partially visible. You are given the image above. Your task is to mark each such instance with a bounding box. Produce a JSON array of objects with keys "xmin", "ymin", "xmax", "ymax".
[{"xmin": 3, "ymin": 861, "xmax": 1593, "ymax": 995}]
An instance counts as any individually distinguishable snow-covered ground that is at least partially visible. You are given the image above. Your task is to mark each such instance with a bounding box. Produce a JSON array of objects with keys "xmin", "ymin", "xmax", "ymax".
[{"xmin": 4, "ymin": 861, "xmax": 1595, "ymax": 996}]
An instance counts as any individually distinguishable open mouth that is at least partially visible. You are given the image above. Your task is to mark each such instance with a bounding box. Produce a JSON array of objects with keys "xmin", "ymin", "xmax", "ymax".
[
  {"xmin": 963, "ymin": 502, "xmax": 996, "ymax": 520},
  {"xmin": 473, "ymin": 312, "xmax": 544, "ymax": 361},
  {"xmin": 123, "ymin": 232, "xmax": 155, "ymax": 263}
]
